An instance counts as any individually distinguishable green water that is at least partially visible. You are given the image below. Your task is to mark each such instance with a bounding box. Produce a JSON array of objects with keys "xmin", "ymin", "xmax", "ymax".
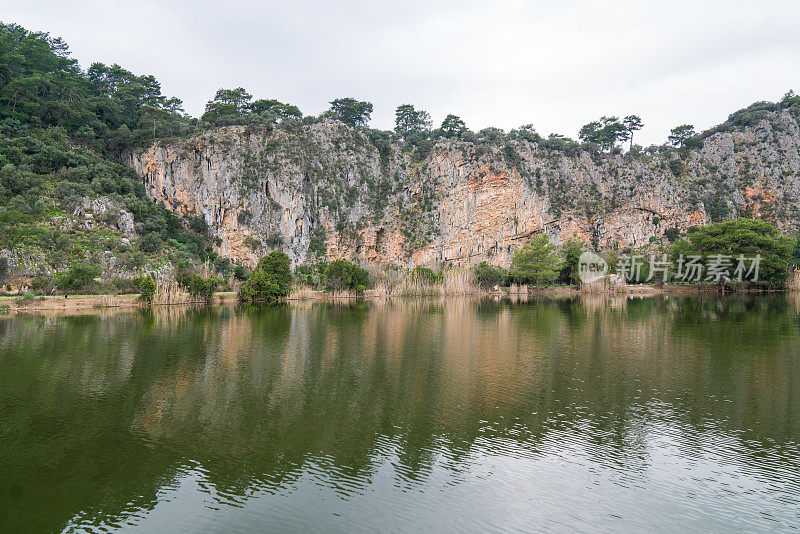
[{"xmin": 1, "ymin": 296, "xmax": 799, "ymax": 533}]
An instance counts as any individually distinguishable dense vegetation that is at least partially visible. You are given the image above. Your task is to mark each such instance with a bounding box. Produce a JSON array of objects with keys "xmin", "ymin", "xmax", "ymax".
[
  {"xmin": 669, "ymin": 219, "xmax": 793, "ymax": 288},
  {"xmin": 238, "ymin": 250, "xmax": 293, "ymax": 301},
  {"xmin": 510, "ymin": 234, "xmax": 562, "ymax": 284},
  {"xmin": 0, "ymin": 22, "xmax": 217, "ymax": 293},
  {"xmin": 2, "ymin": 21, "xmax": 800, "ymax": 300},
  {"xmin": 323, "ymin": 259, "xmax": 370, "ymax": 293}
]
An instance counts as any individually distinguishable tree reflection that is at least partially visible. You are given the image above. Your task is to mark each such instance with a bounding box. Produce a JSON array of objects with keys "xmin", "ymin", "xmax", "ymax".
[{"xmin": 0, "ymin": 296, "xmax": 798, "ymax": 532}]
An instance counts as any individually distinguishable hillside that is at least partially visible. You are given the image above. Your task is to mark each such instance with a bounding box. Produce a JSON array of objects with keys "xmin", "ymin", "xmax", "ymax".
[
  {"xmin": 0, "ymin": 23, "xmax": 217, "ymax": 289},
  {"xmin": 2, "ymin": 20, "xmax": 800, "ymax": 289},
  {"xmin": 126, "ymin": 102, "xmax": 800, "ymax": 268}
]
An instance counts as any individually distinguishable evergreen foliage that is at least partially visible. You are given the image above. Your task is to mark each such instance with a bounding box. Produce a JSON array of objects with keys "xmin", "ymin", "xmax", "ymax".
[
  {"xmin": 238, "ymin": 250, "xmax": 293, "ymax": 301},
  {"xmin": 323, "ymin": 259, "xmax": 369, "ymax": 292},
  {"xmin": 669, "ymin": 219, "xmax": 793, "ymax": 287},
  {"xmin": 511, "ymin": 234, "xmax": 562, "ymax": 284}
]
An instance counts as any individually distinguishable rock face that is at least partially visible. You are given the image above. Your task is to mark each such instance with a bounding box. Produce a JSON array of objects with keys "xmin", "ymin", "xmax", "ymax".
[
  {"xmin": 73, "ymin": 197, "xmax": 137, "ymax": 240},
  {"xmin": 124, "ymin": 110, "xmax": 800, "ymax": 268}
]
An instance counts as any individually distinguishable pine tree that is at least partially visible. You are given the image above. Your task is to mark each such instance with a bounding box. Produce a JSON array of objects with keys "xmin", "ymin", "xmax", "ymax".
[{"xmin": 511, "ymin": 234, "xmax": 562, "ymax": 284}]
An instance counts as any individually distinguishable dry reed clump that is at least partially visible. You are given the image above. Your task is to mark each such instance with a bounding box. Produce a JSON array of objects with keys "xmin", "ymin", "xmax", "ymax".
[
  {"xmin": 151, "ymin": 280, "xmax": 192, "ymax": 305},
  {"xmin": 438, "ymin": 268, "xmax": 480, "ymax": 296},
  {"xmin": 508, "ymin": 283, "xmax": 528, "ymax": 295},
  {"xmin": 92, "ymin": 295, "xmax": 115, "ymax": 309},
  {"xmin": 288, "ymin": 285, "xmax": 314, "ymax": 300},
  {"xmin": 368, "ymin": 265, "xmax": 404, "ymax": 297},
  {"xmin": 788, "ymin": 268, "xmax": 800, "ymax": 292},
  {"xmin": 371, "ymin": 279, "xmax": 394, "ymax": 298},
  {"xmin": 326, "ymin": 289, "xmax": 362, "ymax": 299},
  {"xmin": 579, "ymin": 274, "xmax": 626, "ymax": 294},
  {"xmin": 370, "ymin": 266, "xmax": 481, "ymax": 297}
]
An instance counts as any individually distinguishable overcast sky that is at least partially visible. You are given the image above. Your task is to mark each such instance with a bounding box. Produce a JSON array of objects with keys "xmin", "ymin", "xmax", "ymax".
[{"xmin": 4, "ymin": 0, "xmax": 800, "ymax": 145}]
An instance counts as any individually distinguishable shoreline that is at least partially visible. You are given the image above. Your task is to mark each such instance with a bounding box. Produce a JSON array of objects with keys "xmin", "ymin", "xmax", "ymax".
[{"xmin": 0, "ymin": 284, "xmax": 789, "ymax": 316}]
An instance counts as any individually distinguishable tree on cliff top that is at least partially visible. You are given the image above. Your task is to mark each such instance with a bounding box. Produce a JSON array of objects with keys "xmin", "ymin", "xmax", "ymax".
[
  {"xmin": 511, "ymin": 234, "xmax": 562, "ymax": 284},
  {"xmin": 202, "ymin": 87, "xmax": 253, "ymax": 125},
  {"xmin": 668, "ymin": 124, "xmax": 696, "ymax": 148},
  {"xmin": 579, "ymin": 116, "xmax": 630, "ymax": 152},
  {"xmin": 328, "ymin": 98, "xmax": 373, "ymax": 128},
  {"xmin": 395, "ymin": 104, "xmax": 431, "ymax": 139},
  {"xmin": 623, "ymin": 115, "xmax": 643, "ymax": 150},
  {"xmin": 249, "ymin": 99, "xmax": 302, "ymax": 121},
  {"xmin": 440, "ymin": 114, "xmax": 468, "ymax": 139},
  {"xmin": 0, "ymin": 23, "xmax": 211, "ymax": 270}
]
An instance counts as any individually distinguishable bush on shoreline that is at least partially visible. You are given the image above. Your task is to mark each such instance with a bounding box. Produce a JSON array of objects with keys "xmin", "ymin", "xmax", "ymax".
[
  {"xmin": 238, "ymin": 251, "xmax": 293, "ymax": 301},
  {"xmin": 323, "ymin": 260, "xmax": 369, "ymax": 293},
  {"xmin": 54, "ymin": 263, "xmax": 100, "ymax": 292},
  {"xmin": 133, "ymin": 275, "xmax": 156, "ymax": 303},
  {"xmin": 474, "ymin": 261, "xmax": 504, "ymax": 289},
  {"xmin": 669, "ymin": 219, "xmax": 793, "ymax": 288}
]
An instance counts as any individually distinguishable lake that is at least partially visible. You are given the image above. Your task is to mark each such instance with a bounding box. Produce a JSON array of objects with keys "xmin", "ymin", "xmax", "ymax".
[{"xmin": 1, "ymin": 296, "xmax": 799, "ymax": 533}]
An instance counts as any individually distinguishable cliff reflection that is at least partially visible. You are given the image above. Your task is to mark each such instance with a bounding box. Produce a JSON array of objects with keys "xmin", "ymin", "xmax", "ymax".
[{"xmin": 0, "ymin": 295, "xmax": 798, "ymax": 532}]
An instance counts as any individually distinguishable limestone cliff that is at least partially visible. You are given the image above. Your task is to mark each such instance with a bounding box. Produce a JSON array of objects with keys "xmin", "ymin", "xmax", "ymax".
[{"xmin": 124, "ymin": 108, "xmax": 800, "ymax": 268}]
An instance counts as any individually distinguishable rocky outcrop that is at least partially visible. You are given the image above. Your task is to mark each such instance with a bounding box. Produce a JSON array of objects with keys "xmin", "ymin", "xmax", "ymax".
[
  {"xmin": 125, "ymin": 109, "xmax": 800, "ymax": 268},
  {"xmin": 72, "ymin": 197, "xmax": 137, "ymax": 240}
]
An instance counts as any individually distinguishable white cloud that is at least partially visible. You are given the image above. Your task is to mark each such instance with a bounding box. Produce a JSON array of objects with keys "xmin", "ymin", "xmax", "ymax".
[{"xmin": 4, "ymin": 0, "xmax": 799, "ymax": 145}]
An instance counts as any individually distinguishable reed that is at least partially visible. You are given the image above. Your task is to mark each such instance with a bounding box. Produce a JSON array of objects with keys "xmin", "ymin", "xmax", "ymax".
[
  {"xmin": 439, "ymin": 268, "xmax": 479, "ymax": 296},
  {"xmin": 152, "ymin": 280, "xmax": 192, "ymax": 306},
  {"xmin": 92, "ymin": 295, "xmax": 115, "ymax": 309},
  {"xmin": 579, "ymin": 274, "xmax": 626, "ymax": 294},
  {"xmin": 288, "ymin": 285, "xmax": 314, "ymax": 300},
  {"xmin": 369, "ymin": 266, "xmax": 481, "ymax": 297},
  {"xmin": 327, "ymin": 289, "xmax": 362, "ymax": 299},
  {"xmin": 508, "ymin": 283, "xmax": 528, "ymax": 295},
  {"xmin": 788, "ymin": 268, "xmax": 800, "ymax": 291}
]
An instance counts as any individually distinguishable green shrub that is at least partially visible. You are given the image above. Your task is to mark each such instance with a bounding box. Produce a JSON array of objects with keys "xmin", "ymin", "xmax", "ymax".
[
  {"xmin": 138, "ymin": 232, "xmax": 162, "ymax": 253},
  {"xmin": 238, "ymin": 250, "xmax": 292, "ymax": 301},
  {"xmin": 511, "ymin": 234, "xmax": 561, "ymax": 284},
  {"xmin": 668, "ymin": 158, "xmax": 684, "ymax": 176},
  {"xmin": 54, "ymin": 262, "xmax": 100, "ymax": 291},
  {"xmin": 213, "ymin": 256, "xmax": 232, "ymax": 277},
  {"xmin": 233, "ymin": 264, "xmax": 250, "ymax": 281},
  {"xmin": 174, "ymin": 266, "xmax": 192, "ymax": 288},
  {"xmin": 264, "ymin": 232, "xmax": 284, "ymax": 249},
  {"xmin": 256, "ymin": 250, "xmax": 293, "ymax": 289},
  {"xmin": 30, "ymin": 276, "xmax": 51, "ymax": 293},
  {"xmin": 238, "ymin": 267, "xmax": 282, "ymax": 301},
  {"xmin": 474, "ymin": 261, "xmax": 504, "ymax": 289},
  {"xmin": 308, "ymin": 226, "xmax": 328, "ymax": 257},
  {"xmin": 244, "ymin": 236, "xmax": 261, "ymax": 250},
  {"xmin": 133, "ymin": 275, "xmax": 156, "ymax": 303},
  {"xmin": 558, "ymin": 237, "xmax": 585, "ymax": 285},
  {"xmin": 324, "ymin": 259, "xmax": 369, "ymax": 292},
  {"xmin": 411, "ymin": 266, "xmax": 441, "ymax": 284},
  {"xmin": 184, "ymin": 274, "xmax": 222, "ymax": 303},
  {"xmin": 294, "ymin": 264, "xmax": 318, "ymax": 286},
  {"xmin": 669, "ymin": 218, "xmax": 792, "ymax": 287},
  {"xmin": 664, "ymin": 227, "xmax": 681, "ymax": 242},
  {"xmin": 105, "ymin": 278, "xmax": 133, "ymax": 294}
]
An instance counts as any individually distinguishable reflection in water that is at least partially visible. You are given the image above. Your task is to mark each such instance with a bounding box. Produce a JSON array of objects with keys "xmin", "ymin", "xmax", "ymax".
[{"xmin": 0, "ymin": 296, "xmax": 799, "ymax": 533}]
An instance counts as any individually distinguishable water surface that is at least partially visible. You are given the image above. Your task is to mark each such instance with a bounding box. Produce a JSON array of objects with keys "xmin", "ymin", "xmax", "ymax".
[{"xmin": 1, "ymin": 296, "xmax": 799, "ymax": 532}]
